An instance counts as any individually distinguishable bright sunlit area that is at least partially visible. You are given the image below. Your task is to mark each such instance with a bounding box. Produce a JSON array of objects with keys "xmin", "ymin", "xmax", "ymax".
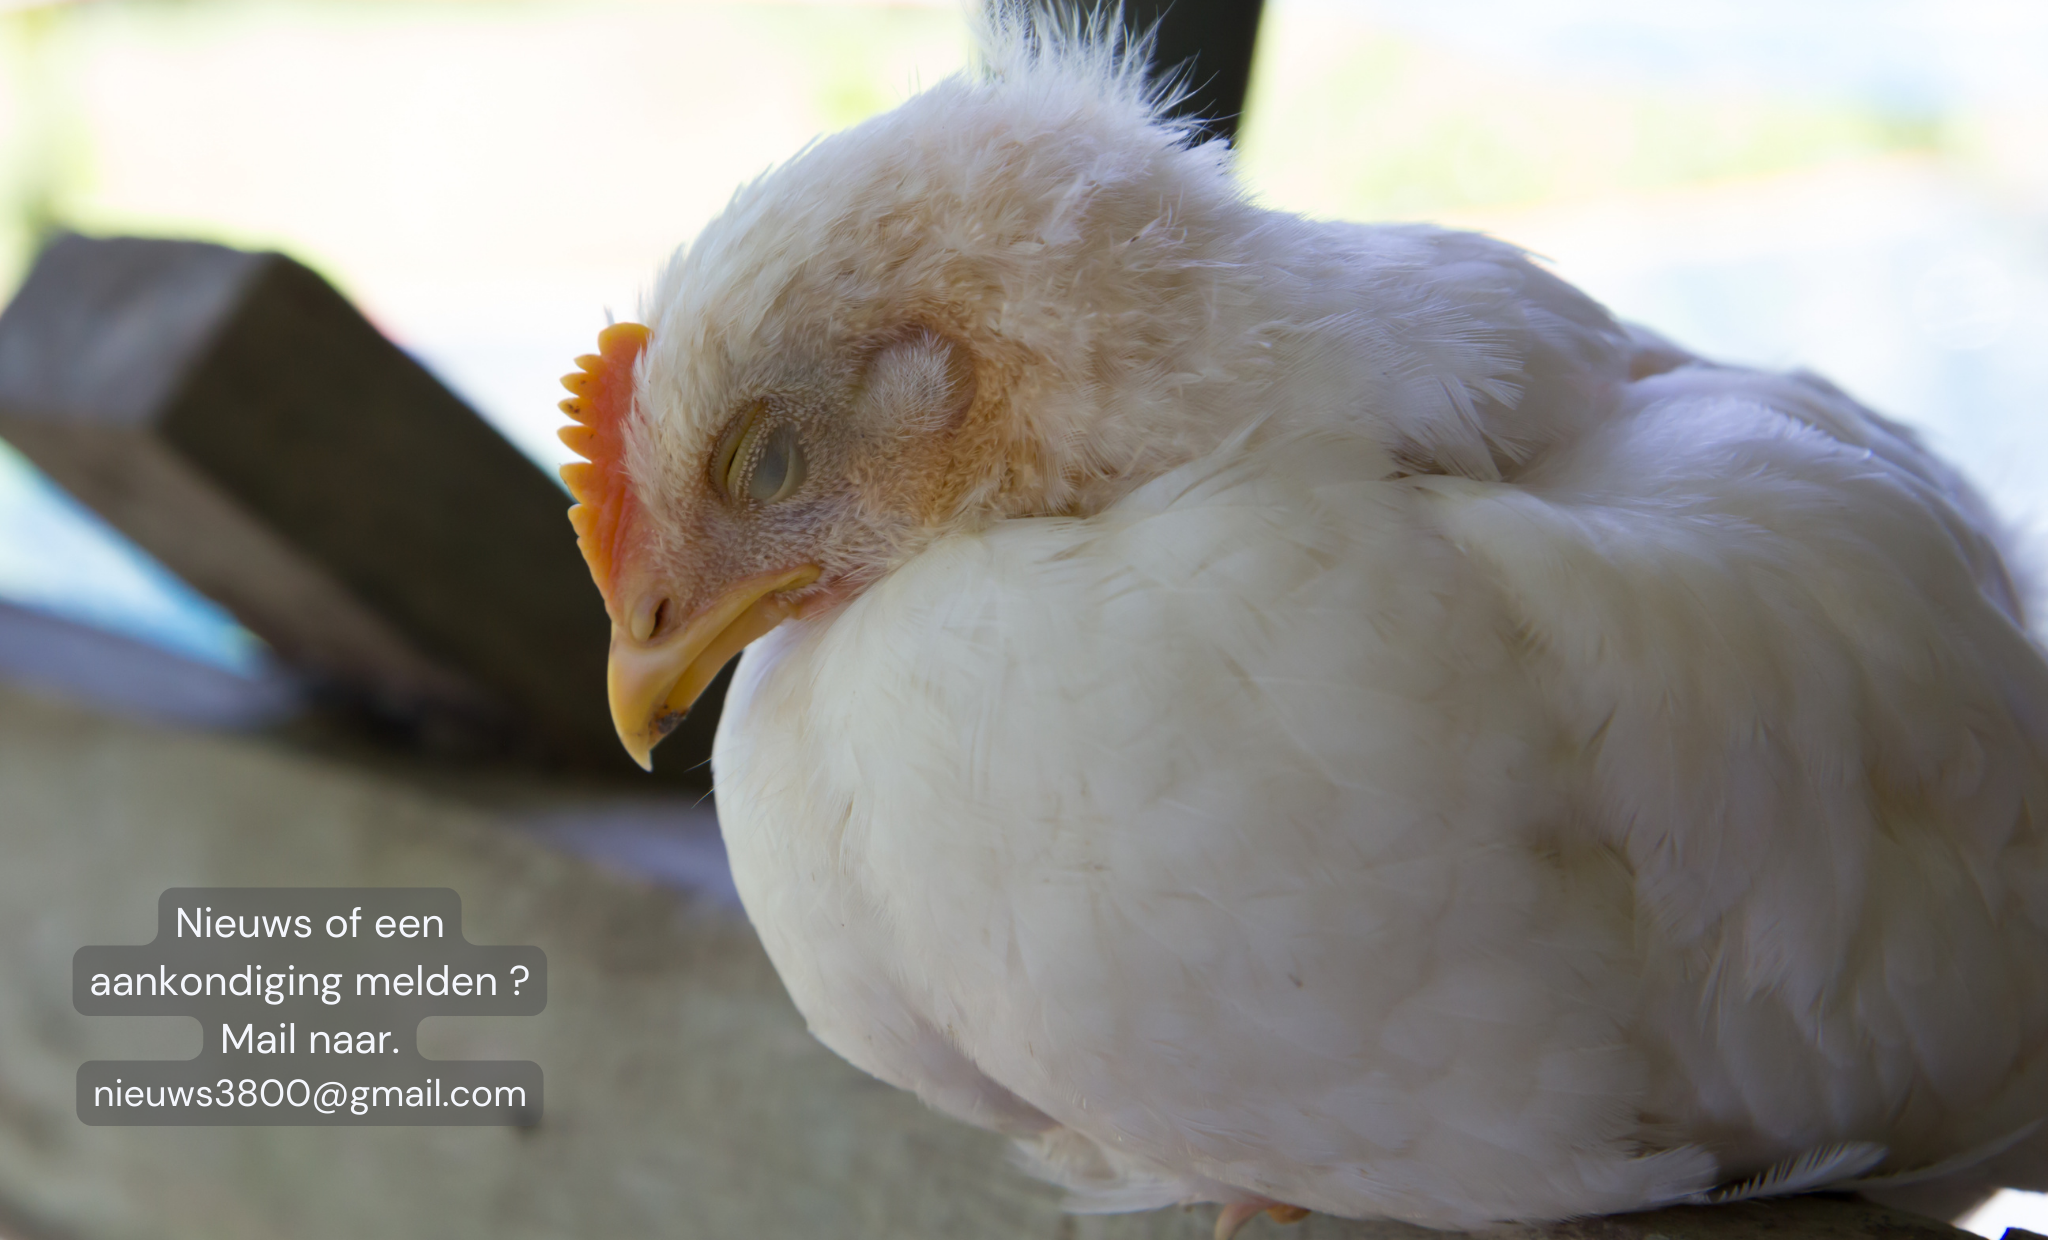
[{"xmin": 1961, "ymin": 1186, "xmax": 2048, "ymax": 1240}]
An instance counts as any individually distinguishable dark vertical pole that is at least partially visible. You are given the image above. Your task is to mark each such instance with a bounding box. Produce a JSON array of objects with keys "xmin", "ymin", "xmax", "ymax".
[{"xmin": 1033, "ymin": 0, "xmax": 1268, "ymax": 143}]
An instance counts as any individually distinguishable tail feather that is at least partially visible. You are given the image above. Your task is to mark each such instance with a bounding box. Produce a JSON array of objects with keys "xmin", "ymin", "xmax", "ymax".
[{"xmin": 1686, "ymin": 1143, "xmax": 1889, "ymax": 1205}]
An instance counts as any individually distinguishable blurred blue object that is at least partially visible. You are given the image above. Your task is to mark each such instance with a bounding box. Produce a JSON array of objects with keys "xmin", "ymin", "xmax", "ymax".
[
  {"xmin": 0, "ymin": 594, "xmax": 298, "ymax": 729},
  {"xmin": 0, "ymin": 438, "xmax": 263, "ymax": 677},
  {"xmin": 517, "ymin": 801, "xmax": 740, "ymax": 909}
]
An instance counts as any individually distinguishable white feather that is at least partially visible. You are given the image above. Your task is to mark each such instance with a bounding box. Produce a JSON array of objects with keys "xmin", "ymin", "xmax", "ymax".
[{"xmin": 1689, "ymin": 1143, "xmax": 1889, "ymax": 1205}]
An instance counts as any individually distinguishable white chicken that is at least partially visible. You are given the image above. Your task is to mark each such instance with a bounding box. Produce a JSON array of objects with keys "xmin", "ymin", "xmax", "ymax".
[{"xmin": 556, "ymin": 16, "xmax": 2048, "ymax": 1234}]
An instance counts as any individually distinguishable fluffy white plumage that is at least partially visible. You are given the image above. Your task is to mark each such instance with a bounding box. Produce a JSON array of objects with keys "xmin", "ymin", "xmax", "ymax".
[{"xmin": 607, "ymin": 15, "xmax": 2048, "ymax": 1229}]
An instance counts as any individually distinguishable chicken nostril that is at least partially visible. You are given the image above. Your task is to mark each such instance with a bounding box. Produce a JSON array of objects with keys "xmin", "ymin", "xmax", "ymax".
[{"xmin": 630, "ymin": 598, "xmax": 666, "ymax": 643}]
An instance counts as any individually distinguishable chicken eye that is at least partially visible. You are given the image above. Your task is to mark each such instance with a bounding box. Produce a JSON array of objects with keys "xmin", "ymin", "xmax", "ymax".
[
  {"xmin": 714, "ymin": 406, "xmax": 807, "ymax": 505},
  {"xmin": 717, "ymin": 410, "xmax": 763, "ymax": 501},
  {"xmin": 746, "ymin": 422, "xmax": 806, "ymax": 503}
]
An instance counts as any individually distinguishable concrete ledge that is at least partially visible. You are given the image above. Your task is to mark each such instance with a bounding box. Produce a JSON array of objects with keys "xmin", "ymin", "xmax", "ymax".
[{"xmin": 0, "ymin": 683, "xmax": 1975, "ymax": 1240}]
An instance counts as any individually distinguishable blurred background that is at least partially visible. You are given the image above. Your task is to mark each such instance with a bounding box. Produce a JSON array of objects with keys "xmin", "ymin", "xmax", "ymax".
[{"xmin": 0, "ymin": 0, "xmax": 2044, "ymax": 1232}]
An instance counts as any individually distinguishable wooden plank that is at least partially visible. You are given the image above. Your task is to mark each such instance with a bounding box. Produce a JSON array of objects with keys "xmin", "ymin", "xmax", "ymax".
[{"xmin": 0, "ymin": 233, "xmax": 713, "ymax": 783}]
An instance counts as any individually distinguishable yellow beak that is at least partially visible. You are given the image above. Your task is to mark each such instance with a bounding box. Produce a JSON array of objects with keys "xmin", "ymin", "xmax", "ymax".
[{"xmin": 607, "ymin": 565, "xmax": 820, "ymax": 770}]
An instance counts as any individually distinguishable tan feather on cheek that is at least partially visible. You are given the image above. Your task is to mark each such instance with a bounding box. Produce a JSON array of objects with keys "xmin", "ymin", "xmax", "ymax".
[
  {"xmin": 850, "ymin": 326, "xmax": 1101, "ymax": 531},
  {"xmin": 846, "ymin": 327, "xmax": 999, "ymax": 530}
]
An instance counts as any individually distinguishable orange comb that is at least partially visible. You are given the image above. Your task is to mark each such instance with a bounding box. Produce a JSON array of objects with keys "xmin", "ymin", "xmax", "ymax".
[{"xmin": 559, "ymin": 321, "xmax": 652, "ymax": 604}]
